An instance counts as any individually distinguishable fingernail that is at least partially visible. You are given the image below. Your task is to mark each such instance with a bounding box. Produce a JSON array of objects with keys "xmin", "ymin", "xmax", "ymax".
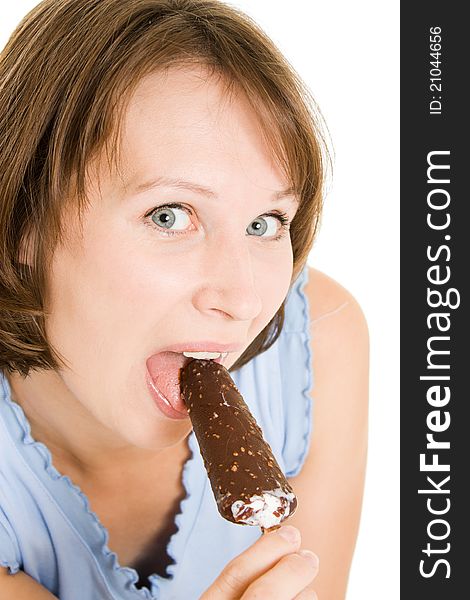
[
  {"xmin": 299, "ymin": 550, "xmax": 319, "ymax": 568},
  {"xmin": 277, "ymin": 526, "xmax": 300, "ymax": 544}
]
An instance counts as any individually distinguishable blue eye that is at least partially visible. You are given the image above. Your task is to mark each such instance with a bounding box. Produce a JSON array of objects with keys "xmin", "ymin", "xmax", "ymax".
[
  {"xmin": 247, "ymin": 215, "xmax": 281, "ymax": 237},
  {"xmin": 145, "ymin": 203, "xmax": 291, "ymax": 242},
  {"xmin": 246, "ymin": 212, "xmax": 291, "ymax": 241},
  {"xmin": 150, "ymin": 205, "xmax": 191, "ymax": 231}
]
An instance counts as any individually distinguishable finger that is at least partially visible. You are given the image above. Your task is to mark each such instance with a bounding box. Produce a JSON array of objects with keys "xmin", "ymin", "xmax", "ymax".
[
  {"xmin": 293, "ymin": 585, "xmax": 318, "ymax": 600},
  {"xmin": 241, "ymin": 550, "xmax": 319, "ymax": 600},
  {"xmin": 201, "ymin": 526, "xmax": 302, "ymax": 599}
]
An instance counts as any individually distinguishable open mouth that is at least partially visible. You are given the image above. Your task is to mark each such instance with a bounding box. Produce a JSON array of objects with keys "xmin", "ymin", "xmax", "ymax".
[{"xmin": 146, "ymin": 351, "xmax": 226, "ymax": 415}]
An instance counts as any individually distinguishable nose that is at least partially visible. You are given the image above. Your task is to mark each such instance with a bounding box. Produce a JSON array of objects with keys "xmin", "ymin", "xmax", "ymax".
[{"xmin": 192, "ymin": 236, "xmax": 263, "ymax": 322}]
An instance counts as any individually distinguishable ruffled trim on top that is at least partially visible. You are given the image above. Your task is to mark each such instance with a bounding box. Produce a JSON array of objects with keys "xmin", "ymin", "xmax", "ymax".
[
  {"xmin": 280, "ymin": 266, "xmax": 314, "ymax": 478},
  {"xmin": 0, "ymin": 373, "xmax": 200, "ymax": 599},
  {"xmin": 0, "ymin": 558, "xmax": 20, "ymax": 576},
  {"xmin": 149, "ymin": 432, "xmax": 205, "ymax": 589}
]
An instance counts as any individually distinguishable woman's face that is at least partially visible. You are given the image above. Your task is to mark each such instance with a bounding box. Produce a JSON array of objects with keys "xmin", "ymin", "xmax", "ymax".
[{"xmin": 45, "ymin": 65, "xmax": 298, "ymax": 451}]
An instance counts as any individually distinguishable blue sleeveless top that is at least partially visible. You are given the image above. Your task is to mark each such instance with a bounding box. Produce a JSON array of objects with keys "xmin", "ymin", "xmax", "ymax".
[{"xmin": 0, "ymin": 266, "xmax": 313, "ymax": 600}]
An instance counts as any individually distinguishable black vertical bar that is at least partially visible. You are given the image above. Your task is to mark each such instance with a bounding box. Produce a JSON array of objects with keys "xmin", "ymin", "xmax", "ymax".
[{"xmin": 401, "ymin": 3, "xmax": 468, "ymax": 598}]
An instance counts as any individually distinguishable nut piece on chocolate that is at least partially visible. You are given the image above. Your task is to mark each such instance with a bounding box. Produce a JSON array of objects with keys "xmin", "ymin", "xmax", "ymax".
[{"xmin": 180, "ymin": 358, "xmax": 297, "ymax": 530}]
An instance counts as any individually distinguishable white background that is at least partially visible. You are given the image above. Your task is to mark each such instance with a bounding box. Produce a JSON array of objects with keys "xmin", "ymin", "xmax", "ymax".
[
  {"xmin": 1, "ymin": 2, "xmax": 400, "ymax": 598},
  {"xmin": 227, "ymin": 3, "xmax": 400, "ymax": 599}
]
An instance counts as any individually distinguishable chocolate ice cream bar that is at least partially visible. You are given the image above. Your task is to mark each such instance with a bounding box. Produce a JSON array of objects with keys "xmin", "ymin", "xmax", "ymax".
[{"xmin": 179, "ymin": 358, "xmax": 297, "ymax": 532}]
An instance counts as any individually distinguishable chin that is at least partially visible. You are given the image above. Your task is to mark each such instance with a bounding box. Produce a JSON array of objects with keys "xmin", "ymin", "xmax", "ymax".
[{"xmin": 115, "ymin": 403, "xmax": 193, "ymax": 451}]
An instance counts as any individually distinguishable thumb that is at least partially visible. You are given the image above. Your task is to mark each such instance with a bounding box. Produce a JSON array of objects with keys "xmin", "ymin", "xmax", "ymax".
[{"xmin": 200, "ymin": 526, "xmax": 301, "ymax": 599}]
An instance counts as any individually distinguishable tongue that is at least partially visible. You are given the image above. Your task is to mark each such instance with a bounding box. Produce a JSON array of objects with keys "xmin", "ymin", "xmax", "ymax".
[{"xmin": 147, "ymin": 352, "xmax": 191, "ymax": 414}]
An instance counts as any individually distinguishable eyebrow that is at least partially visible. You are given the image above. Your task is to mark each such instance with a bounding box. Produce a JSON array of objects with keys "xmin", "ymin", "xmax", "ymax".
[{"xmin": 134, "ymin": 176, "xmax": 299, "ymax": 203}]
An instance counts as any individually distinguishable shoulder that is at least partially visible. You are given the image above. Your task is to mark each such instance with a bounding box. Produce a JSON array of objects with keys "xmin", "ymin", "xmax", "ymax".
[
  {"xmin": 285, "ymin": 268, "xmax": 369, "ymax": 596},
  {"xmin": 302, "ymin": 266, "xmax": 369, "ymax": 430},
  {"xmin": 304, "ymin": 266, "xmax": 369, "ymax": 335},
  {"xmin": 302, "ymin": 266, "xmax": 369, "ymax": 381}
]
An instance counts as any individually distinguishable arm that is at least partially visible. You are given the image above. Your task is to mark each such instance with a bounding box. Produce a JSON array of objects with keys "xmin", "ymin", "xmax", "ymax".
[
  {"xmin": 286, "ymin": 268, "xmax": 370, "ymax": 600},
  {"xmin": 0, "ymin": 567, "xmax": 58, "ymax": 599}
]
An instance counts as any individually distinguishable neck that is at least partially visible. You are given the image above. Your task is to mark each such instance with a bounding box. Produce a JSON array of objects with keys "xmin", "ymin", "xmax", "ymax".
[{"xmin": 5, "ymin": 370, "xmax": 191, "ymax": 484}]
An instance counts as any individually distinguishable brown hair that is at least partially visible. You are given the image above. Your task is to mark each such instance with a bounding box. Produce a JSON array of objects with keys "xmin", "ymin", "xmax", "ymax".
[{"xmin": 0, "ymin": 0, "xmax": 330, "ymax": 378}]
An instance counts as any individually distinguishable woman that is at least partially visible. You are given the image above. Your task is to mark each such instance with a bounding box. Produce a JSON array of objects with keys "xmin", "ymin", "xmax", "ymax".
[{"xmin": 0, "ymin": 1, "xmax": 369, "ymax": 598}]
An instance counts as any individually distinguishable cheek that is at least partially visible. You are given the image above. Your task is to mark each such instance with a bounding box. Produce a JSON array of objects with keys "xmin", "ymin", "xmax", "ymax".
[
  {"xmin": 44, "ymin": 220, "xmax": 191, "ymax": 368},
  {"xmin": 52, "ymin": 244, "xmax": 186, "ymax": 333},
  {"xmin": 256, "ymin": 238, "xmax": 294, "ymax": 298},
  {"xmin": 246, "ymin": 243, "xmax": 294, "ymax": 337}
]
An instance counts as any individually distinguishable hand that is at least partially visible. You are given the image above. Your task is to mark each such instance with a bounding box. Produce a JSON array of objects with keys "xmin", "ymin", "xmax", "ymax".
[{"xmin": 200, "ymin": 525, "xmax": 319, "ymax": 599}]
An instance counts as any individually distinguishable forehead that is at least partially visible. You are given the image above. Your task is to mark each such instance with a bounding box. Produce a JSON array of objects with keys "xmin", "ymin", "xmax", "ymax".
[{"xmin": 113, "ymin": 65, "xmax": 291, "ymax": 194}]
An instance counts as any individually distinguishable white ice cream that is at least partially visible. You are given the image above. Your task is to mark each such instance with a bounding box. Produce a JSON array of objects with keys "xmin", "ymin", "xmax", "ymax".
[{"xmin": 231, "ymin": 488, "xmax": 296, "ymax": 529}]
